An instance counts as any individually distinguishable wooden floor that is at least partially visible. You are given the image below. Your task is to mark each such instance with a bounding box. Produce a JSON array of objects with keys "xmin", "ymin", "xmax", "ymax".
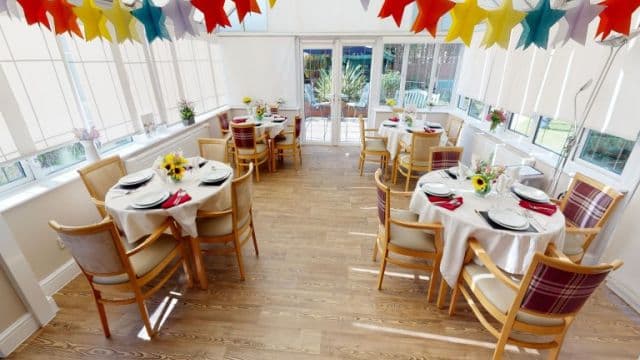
[{"xmin": 11, "ymin": 146, "xmax": 640, "ymax": 359}]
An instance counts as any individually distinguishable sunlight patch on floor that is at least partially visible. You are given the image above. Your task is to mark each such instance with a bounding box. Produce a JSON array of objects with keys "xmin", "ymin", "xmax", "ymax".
[
  {"xmin": 136, "ymin": 294, "xmax": 180, "ymax": 341},
  {"xmin": 350, "ymin": 266, "xmax": 430, "ymax": 281},
  {"xmin": 348, "ymin": 231, "xmax": 377, "ymax": 238}
]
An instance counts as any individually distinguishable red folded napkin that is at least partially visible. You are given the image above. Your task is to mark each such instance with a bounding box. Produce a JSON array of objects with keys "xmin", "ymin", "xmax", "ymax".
[
  {"xmin": 423, "ymin": 128, "xmax": 436, "ymax": 133},
  {"xmin": 232, "ymin": 117, "xmax": 248, "ymax": 123},
  {"xmin": 519, "ymin": 200, "xmax": 557, "ymax": 216},
  {"xmin": 161, "ymin": 189, "xmax": 192, "ymax": 209},
  {"xmin": 389, "ymin": 117, "xmax": 399, "ymax": 122},
  {"xmin": 428, "ymin": 195, "xmax": 464, "ymax": 211}
]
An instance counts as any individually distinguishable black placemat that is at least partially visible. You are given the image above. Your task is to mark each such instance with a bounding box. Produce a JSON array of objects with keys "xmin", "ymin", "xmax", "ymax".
[
  {"xmin": 116, "ymin": 178, "xmax": 152, "ymax": 190},
  {"xmin": 199, "ymin": 176, "xmax": 230, "ymax": 187},
  {"xmin": 444, "ymin": 169, "xmax": 458, "ymax": 180},
  {"xmin": 476, "ymin": 211, "xmax": 538, "ymax": 233},
  {"xmin": 272, "ymin": 119, "xmax": 286, "ymax": 123},
  {"xmin": 383, "ymin": 123, "xmax": 397, "ymax": 127}
]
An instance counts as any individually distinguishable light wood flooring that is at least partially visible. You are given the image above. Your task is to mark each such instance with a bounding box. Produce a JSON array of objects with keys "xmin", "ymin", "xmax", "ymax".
[{"xmin": 10, "ymin": 146, "xmax": 640, "ymax": 359}]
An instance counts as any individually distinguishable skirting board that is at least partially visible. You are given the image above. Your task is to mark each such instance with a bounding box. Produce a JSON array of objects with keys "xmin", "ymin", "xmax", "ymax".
[
  {"xmin": 606, "ymin": 278, "xmax": 640, "ymax": 315},
  {"xmin": 39, "ymin": 259, "xmax": 80, "ymax": 297},
  {"xmin": 0, "ymin": 313, "xmax": 38, "ymax": 358}
]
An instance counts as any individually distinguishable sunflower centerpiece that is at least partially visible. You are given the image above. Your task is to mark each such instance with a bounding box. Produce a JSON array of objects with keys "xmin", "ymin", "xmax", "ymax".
[
  {"xmin": 158, "ymin": 151, "xmax": 189, "ymax": 183},
  {"xmin": 471, "ymin": 160, "xmax": 505, "ymax": 197}
]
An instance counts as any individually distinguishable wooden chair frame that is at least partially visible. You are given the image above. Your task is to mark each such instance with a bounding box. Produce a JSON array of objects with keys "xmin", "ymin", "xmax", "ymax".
[
  {"xmin": 427, "ymin": 146, "xmax": 464, "ymax": 172},
  {"xmin": 190, "ymin": 163, "xmax": 259, "ymax": 289},
  {"xmin": 393, "ymin": 131, "xmax": 441, "ymax": 191},
  {"xmin": 231, "ymin": 122, "xmax": 270, "ymax": 182},
  {"xmin": 558, "ymin": 172, "xmax": 624, "ymax": 263},
  {"xmin": 77, "ymin": 155, "xmax": 126, "ymax": 218},
  {"xmin": 445, "ymin": 116, "xmax": 464, "ymax": 146},
  {"xmin": 372, "ymin": 169, "xmax": 446, "ymax": 304},
  {"xmin": 198, "ymin": 136, "xmax": 231, "ymax": 164},
  {"xmin": 449, "ymin": 238, "xmax": 622, "ymax": 359},
  {"xmin": 48, "ymin": 218, "xmax": 193, "ymax": 338},
  {"xmin": 359, "ymin": 116, "xmax": 390, "ymax": 176},
  {"xmin": 274, "ymin": 116, "xmax": 303, "ymax": 171}
]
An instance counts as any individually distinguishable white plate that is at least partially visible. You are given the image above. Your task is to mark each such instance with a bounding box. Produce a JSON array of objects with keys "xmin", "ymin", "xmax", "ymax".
[
  {"xmin": 202, "ymin": 168, "xmax": 232, "ymax": 183},
  {"xmin": 132, "ymin": 190, "xmax": 170, "ymax": 208},
  {"xmin": 425, "ymin": 121, "xmax": 442, "ymax": 128},
  {"xmin": 448, "ymin": 166, "xmax": 459, "ymax": 176},
  {"xmin": 421, "ymin": 183, "xmax": 452, "ymax": 197},
  {"xmin": 488, "ymin": 209, "xmax": 530, "ymax": 230},
  {"xmin": 512, "ymin": 184, "xmax": 549, "ymax": 203},
  {"xmin": 119, "ymin": 170, "xmax": 154, "ymax": 186}
]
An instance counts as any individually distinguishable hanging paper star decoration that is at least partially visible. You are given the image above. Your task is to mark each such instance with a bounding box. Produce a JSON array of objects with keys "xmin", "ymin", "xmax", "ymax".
[
  {"xmin": 378, "ymin": 0, "xmax": 414, "ymax": 27},
  {"xmin": 191, "ymin": 0, "xmax": 230, "ymax": 33},
  {"xmin": 0, "ymin": 0, "xmax": 10, "ymax": 15},
  {"xmin": 16, "ymin": 0, "xmax": 51, "ymax": 28},
  {"xmin": 411, "ymin": 0, "xmax": 455, "ymax": 37},
  {"xmin": 232, "ymin": 0, "xmax": 261, "ymax": 23},
  {"xmin": 269, "ymin": 0, "xmax": 276, "ymax": 8},
  {"xmin": 103, "ymin": 0, "xmax": 138, "ymax": 43},
  {"xmin": 596, "ymin": 0, "xmax": 640, "ymax": 40},
  {"xmin": 163, "ymin": 0, "xmax": 197, "ymax": 39},
  {"xmin": 132, "ymin": 0, "xmax": 170, "ymax": 42},
  {"xmin": 73, "ymin": 0, "xmax": 111, "ymax": 41},
  {"xmin": 554, "ymin": 0, "xmax": 604, "ymax": 46},
  {"xmin": 360, "ymin": 0, "xmax": 370, "ymax": 11},
  {"xmin": 445, "ymin": 0, "xmax": 488, "ymax": 46},
  {"xmin": 517, "ymin": 0, "xmax": 565, "ymax": 49},
  {"xmin": 46, "ymin": 0, "xmax": 83, "ymax": 37},
  {"xmin": 482, "ymin": 0, "xmax": 526, "ymax": 49}
]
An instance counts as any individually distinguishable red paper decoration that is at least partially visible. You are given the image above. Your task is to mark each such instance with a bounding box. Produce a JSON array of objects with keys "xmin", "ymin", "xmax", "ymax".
[
  {"xmin": 16, "ymin": 0, "xmax": 50, "ymax": 29},
  {"xmin": 46, "ymin": 0, "xmax": 83, "ymax": 38},
  {"xmin": 596, "ymin": 0, "xmax": 640, "ymax": 39},
  {"xmin": 232, "ymin": 0, "xmax": 261, "ymax": 23},
  {"xmin": 378, "ymin": 0, "xmax": 414, "ymax": 27},
  {"xmin": 411, "ymin": 0, "xmax": 455, "ymax": 37},
  {"xmin": 191, "ymin": 0, "xmax": 231, "ymax": 33}
]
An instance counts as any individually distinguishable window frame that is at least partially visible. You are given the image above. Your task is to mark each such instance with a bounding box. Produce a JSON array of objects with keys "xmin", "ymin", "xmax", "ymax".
[
  {"xmin": 467, "ymin": 98, "xmax": 485, "ymax": 120},
  {"xmin": 532, "ymin": 115, "xmax": 573, "ymax": 155},
  {"xmin": 507, "ymin": 112, "xmax": 533, "ymax": 137},
  {"xmin": 576, "ymin": 129, "xmax": 635, "ymax": 176}
]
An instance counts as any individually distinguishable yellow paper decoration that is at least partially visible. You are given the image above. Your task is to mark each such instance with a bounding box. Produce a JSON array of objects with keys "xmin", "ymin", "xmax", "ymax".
[
  {"xmin": 269, "ymin": 0, "xmax": 276, "ymax": 8},
  {"xmin": 481, "ymin": 0, "xmax": 525, "ymax": 49},
  {"xmin": 103, "ymin": 0, "xmax": 138, "ymax": 43},
  {"xmin": 445, "ymin": 0, "xmax": 488, "ymax": 46},
  {"xmin": 73, "ymin": 0, "xmax": 112, "ymax": 41}
]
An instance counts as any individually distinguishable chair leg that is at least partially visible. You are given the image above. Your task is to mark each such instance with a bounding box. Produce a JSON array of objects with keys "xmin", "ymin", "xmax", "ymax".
[
  {"xmin": 426, "ymin": 266, "xmax": 438, "ymax": 303},
  {"xmin": 392, "ymin": 158, "xmax": 398, "ymax": 184},
  {"xmin": 190, "ymin": 237, "xmax": 208, "ymax": 290},
  {"xmin": 359, "ymin": 153, "xmax": 365, "ymax": 176},
  {"xmin": 448, "ymin": 283, "xmax": 461, "ymax": 316},
  {"xmin": 93, "ymin": 290, "xmax": 110, "ymax": 338},
  {"xmin": 254, "ymin": 160, "xmax": 260, "ymax": 182},
  {"xmin": 293, "ymin": 148, "xmax": 299, "ymax": 171},
  {"xmin": 250, "ymin": 210, "xmax": 259, "ymax": 256},
  {"xmin": 298, "ymin": 146, "xmax": 302, "ymax": 167},
  {"xmin": 134, "ymin": 291, "xmax": 154, "ymax": 338},
  {"xmin": 377, "ymin": 247, "xmax": 389, "ymax": 290},
  {"xmin": 492, "ymin": 329, "xmax": 511, "ymax": 360},
  {"xmin": 372, "ymin": 237, "xmax": 378, "ymax": 262},
  {"xmin": 232, "ymin": 234, "xmax": 246, "ymax": 281},
  {"xmin": 404, "ymin": 166, "xmax": 412, "ymax": 191},
  {"xmin": 436, "ymin": 275, "xmax": 448, "ymax": 309}
]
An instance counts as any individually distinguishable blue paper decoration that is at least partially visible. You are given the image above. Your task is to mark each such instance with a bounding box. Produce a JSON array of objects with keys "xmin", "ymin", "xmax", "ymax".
[
  {"xmin": 517, "ymin": 0, "xmax": 565, "ymax": 49},
  {"xmin": 131, "ymin": 0, "xmax": 170, "ymax": 43}
]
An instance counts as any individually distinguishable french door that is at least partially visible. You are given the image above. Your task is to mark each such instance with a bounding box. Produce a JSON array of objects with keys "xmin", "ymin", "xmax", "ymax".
[{"xmin": 301, "ymin": 40, "xmax": 374, "ymax": 145}]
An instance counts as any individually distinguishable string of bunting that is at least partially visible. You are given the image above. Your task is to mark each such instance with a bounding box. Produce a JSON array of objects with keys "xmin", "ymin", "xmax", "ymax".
[{"xmin": 1, "ymin": 0, "xmax": 638, "ymax": 49}]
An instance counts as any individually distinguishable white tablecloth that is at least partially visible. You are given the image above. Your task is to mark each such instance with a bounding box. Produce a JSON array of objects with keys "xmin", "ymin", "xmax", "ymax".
[
  {"xmin": 106, "ymin": 160, "xmax": 233, "ymax": 243},
  {"xmin": 409, "ymin": 171, "xmax": 566, "ymax": 286},
  {"xmin": 245, "ymin": 116, "xmax": 288, "ymax": 138},
  {"xmin": 378, "ymin": 119, "xmax": 448, "ymax": 160}
]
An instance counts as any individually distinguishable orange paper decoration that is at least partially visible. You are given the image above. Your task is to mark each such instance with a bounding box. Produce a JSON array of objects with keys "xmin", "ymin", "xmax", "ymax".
[
  {"xmin": 232, "ymin": 0, "xmax": 261, "ymax": 23},
  {"xmin": 378, "ymin": 0, "xmax": 414, "ymax": 27},
  {"xmin": 191, "ymin": 0, "xmax": 230, "ymax": 33},
  {"xmin": 46, "ymin": 0, "xmax": 83, "ymax": 37},
  {"xmin": 411, "ymin": 0, "xmax": 455, "ymax": 37},
  {"xmin": 596, "ymin": 0, "xmax": 640, "ymax": 40},
  {"xmin": 16, "ymin": 0, "xmax": 50, "ymax": 29}
]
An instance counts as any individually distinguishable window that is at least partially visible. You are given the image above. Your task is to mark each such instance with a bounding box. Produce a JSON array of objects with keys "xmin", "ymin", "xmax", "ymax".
[
  {"xmin": 35, "ymin": 142, "xmax": 85, "ymax": 175},
  {"xmin": 379, "ymin": 44, "xmax": 403, "ymax": 105},
  {"xmin": 457, "ymin": 95, "xmax": 470, "ymax": 111},
  {"xmin": 404, "ymin": 44, "xmax": 435, "ymax": 109},
  {"xmin": 100, "ymin": 136, "xmax": 134, "ymax": 155},
  {"xmin": 150, "ymin": 41, "xmax": 182, "ymax": 123},
  {"xmin": 468, "ymin": 99, "xmax": 484, "ymax": 119},
  {"xmin": 120, "ymin": 42, "xmax": 159, "ymax": 122},
  {"xmin": 508, "ymin": 113, "xmax": 533, "ymax": 136},
  {"xmin": 579, "ymin": 130, "xmax": 634, "ymax": 175},
  {"xmin": 533, "ymin": 116, "xmax": 572, "ymax": 154},
  {"xmin": 0, "ymin": 161, "xmax": 28, "ymax": 186},
  {"xmin": 432, "ymin": 43, "xmax": 462, "ymax": 106}
]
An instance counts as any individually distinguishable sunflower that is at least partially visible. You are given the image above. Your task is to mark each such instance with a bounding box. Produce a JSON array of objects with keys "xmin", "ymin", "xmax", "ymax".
[{"xmin": 471, "ymin": 175, "xmax": 488, "ymax": 192}]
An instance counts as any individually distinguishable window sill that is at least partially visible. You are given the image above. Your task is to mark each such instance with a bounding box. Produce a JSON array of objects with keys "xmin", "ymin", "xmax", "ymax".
[{"xmin": 374, "ymin": 106, "xmax": 451, "ymax": 114}]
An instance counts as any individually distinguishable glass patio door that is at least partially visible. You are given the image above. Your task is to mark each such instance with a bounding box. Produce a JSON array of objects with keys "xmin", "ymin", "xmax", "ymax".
[
  {"xmin": 302, "ymin": 46, "xmax": 334, "ymax": 143},
  {"xmin": 339, "ymin": 45, "xmax": 372, "ymax": 143}
]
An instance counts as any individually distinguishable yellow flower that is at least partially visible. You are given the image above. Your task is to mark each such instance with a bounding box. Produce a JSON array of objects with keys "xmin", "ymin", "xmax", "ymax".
[
  {"xmin": 472, "ymin": 175, "xmax": 487, "ymax": 192},
  {"xmin": 242, "ymin": 96, "xmax": 252, "ymax": 105}
]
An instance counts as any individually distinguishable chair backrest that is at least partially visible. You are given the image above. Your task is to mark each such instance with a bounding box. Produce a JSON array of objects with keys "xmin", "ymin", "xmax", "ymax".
[
  {"xmin": 429, "ymin": 146, "xmax": 463, "ymax": 171},
  {"xmin": 231, "ymin": 123, "xmax": 257, "ymax": 151},
  {"xmin": 49, "ymin": 220, "xmax": 127, "ymax": 278},
  {"xmin": 517, "ymin": 253, "xmax": 620, "ymax": 316},
  {"xmin": 198, "ymin": 137, "xmax": 228, "ymax": 163},
  {"xmin": 218, "ymin": 112, "xmax": 230, "ymax": 132},
  {"xmin": 410, "ymin": 132, "xmax": 441, "ymax": 164},
  {"xmin": 356, "ymin": 83, "xmax": 370, "ymax": 107},
  {"xmin": 294, "ymin": 115, "xmax": 302, "ymax": 139},
  {"xmin": 446, "ymin": 116, "xmax": 463, "ymax": 143},
  {"xmin": 374, "ymin": 169, "xmax": 390, "ymax": 232},
  {"xmin": 559, "ymin": 173, "xmax": 623, "ymax": 229},
  {"xmin": 78, "ymin": 155, "xmax": 126, "ymax": 203},
  {"xmin": 404, "ymin": 89, "xmax": 429, "ymax": 108},
  {"xmin": 232, "ymin": 163, "xmax": 254, "ymax": 223}
]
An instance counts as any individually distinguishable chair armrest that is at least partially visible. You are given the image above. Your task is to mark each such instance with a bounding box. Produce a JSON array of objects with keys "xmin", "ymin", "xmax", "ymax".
[
  {"xmin": 468, "ymin": 238, "xmax": 520, "ymax": 291},
  {"xmin": 365, "ymin": 135, "xmax": 386, "ymax": 141},
  {"xmin": 545, "ymin": 243, "xmax": 572, "ymax": 262},
  {"xmin": 390, "ymin": 218, "xmax": 443, "ymax": 231},
  {"xmin": 365, "ymin": 128, "xmax": 378, "ymax": 132},
  {"xmin": 566, "ymin": 226, "xmax": 601, "ymax": 235},
  {"xmin": 126, "ymin": 219, "xmax": 172, "ymax": 257},
  {"xmin": 223, "ymin": 133, "xmax": 232, "ymax": 143},
  {"xmin": 390, "ymin": 190, "xmax": 414, "ymax": 198},
  {"xmin": 91, "ymin": 197, "xmax": 105, "ymax": 208},
  {"xmin": 196, "ymin": 209, "xmax": 233, "ymax": 219}
]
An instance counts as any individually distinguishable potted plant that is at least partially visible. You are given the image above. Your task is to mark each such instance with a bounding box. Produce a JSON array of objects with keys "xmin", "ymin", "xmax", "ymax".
[
  {"xmin": 179, "ymin": 100, "xmax": 195, "ymax": 126},
  {"xmin": 73, "ymin": 127, "xmax": 101, "ymax": 163},
  {"xmin": 486, "ymin": 108, "xmax": 507, "ymax": 132}
]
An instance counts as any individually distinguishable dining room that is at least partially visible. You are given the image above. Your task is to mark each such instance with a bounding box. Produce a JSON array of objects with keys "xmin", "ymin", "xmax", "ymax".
[{"xmin": 1, "ymin": 0, "xmax": 640, "ymax": 359}]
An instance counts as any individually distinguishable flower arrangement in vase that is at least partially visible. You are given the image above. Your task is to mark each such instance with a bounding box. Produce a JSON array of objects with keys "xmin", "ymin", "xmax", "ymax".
[
  {"xmin": 178, "ymin": 99, "xmax": 195, "ymax": 126},
  {"xmin": 404, "ymin": 104, "xmax": 417, "ymax": 127},
  {"xmin": 270, "ymin": 98, "xmax": 285, "ymax": 114},
  {"xmin": 386, "ymin": 98, "xmax": 403, "ymax": 121},
  {"xmin": 158, "ymin": 151, "xmax": 188, "ymax": 183},
  {"xmin": 242, "ymin": 96, "xmax": 253, "ymax": 116},
  {"xmin": 255, "ymin": 101, "xmax": 266, "ymax": 121},
  {"xmin": 471, "ymin": 160, "xmax": 505, "ymax": 197},
  {"xmin": 73, "ymin": 127, "xmax": 101, "ymax": 162},
  {"xmin": 486, "ymin": 108, "xmax": 506, "ymax": 132}
]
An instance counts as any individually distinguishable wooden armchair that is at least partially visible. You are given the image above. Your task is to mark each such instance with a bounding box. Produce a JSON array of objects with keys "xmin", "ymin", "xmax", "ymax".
[
  {"xmin": 198, "ymin": 136, "xmax": 231, "ymax": 164},
  {"xmin": 231, "ymin": 122, "xmax": 269, "ymax": 181},
  {"xmin": 393, "ymin": 131, "xmax": 440, "ymax": 191},
  {"xmin": 274, "ymin": 115, "xmax": 302, "ymax": 170},
  {"xmin": 48, "ymin": 218, "xmax": 192, "ymax": 338},
  {"xmin": 557, "ymin": 173, "xmax": 624, "ymax": 263},
  {"xmin": 428, "ymin": 146, "xmax": 464, "ymax": 171},
  {"xmin": 449, "ymin": 238, "xmax": 622, "ymax": 360},
  {"xmin": 359, "ymin": 116, "xmax": 389, "ymax": 176},
  {"xmin": 445, "ymin": 116, "xmax": 464, "ymax": 146},
  {"xmin": 78, "ymin": 155, "xmax": 126, "ymax": 218},
  {"xmin": 373, "ymin": 169, "xmax": 446, "ymax": 304}
]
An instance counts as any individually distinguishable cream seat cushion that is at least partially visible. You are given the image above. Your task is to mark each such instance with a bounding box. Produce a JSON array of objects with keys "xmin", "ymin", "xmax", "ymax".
[
  {"xmin": 196, "ymin": 212, "xmax": 251, "ymax": 238},
  {"xmin": 365, "ymin": 139, "xmax": 387, "ymax": 152},
  {"xmin": 562, "ymin": 232, "xmax": 585, "ymax": 256},
  {"xmin": 399, "ymin": 153, "xmax": 430, "ymax": 168},
  {"xmin": 388, "ymin": 209, "xmax": 435, "ymax": 252},
  {"xmin": 464, "ymin": 264, "xmax": 564, "ymax": 343},
  {"xmin": 275, "ymin": 133, "xmax": 296, "ymax": 146},
  {"xmin": 237, "ymin": 143, "xmax": 268, "ymax": 156},
  {"xmin": 93, "ymin": 234, "xmax": 178, "ymax": 285}
]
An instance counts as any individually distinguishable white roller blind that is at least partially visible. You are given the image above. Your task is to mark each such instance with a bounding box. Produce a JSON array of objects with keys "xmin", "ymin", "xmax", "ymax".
[
  {"xmin": 484, "ymin": 47, "xmax": 508, "ymax": 105},
  {"xmin": 150, "ymin": 41, "xmax": 181, "ymax": 122},
  {"xmin": 120, "ymin": 42, "xmax": 159, "ymax": 122},
  {"xmin": 501, "ymin": 27, "xmax": 537, "ymax": 114},
  {"xmin": 521, "ymin": 47, "xmax": 550, "ymax": 116},
  {"xmin": 209, "ymin": 41, "xmax": 227, "ymax": 106},
  {"xmin": 456, "ymin": 36, "xmax": 490, "ymax": 100},
  {"xmin": 535, "ymin": 44, "xmax": 575, "ymax": 119}
]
